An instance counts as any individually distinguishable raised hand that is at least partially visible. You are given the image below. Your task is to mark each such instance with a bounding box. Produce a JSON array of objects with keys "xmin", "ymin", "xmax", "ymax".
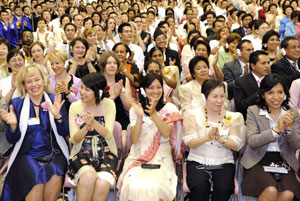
[
  {"xmin": 61, "ymin": 32, "xmax": 67, "ymax": 43},
  {"xmin": 128, "ymin": 51, "xmax": 135, "ymax": 63},
  {"xmin": 282, "ymin": 110, "xmax": 295, "ymax": 130},
  {"xmin": 0, "ymin": 105, "xmax": 17, "ymax": 126},
  {"xmin": 131, "ymin": 98, "xmax": 144, "ymax": 118},
  {"xmin": 11, "ymin": 72, "xmax": 17, "ymax": 89},
  {"xmin": 82, "ymin": 112, "xmax": 94, "ymax": 128},
  {"xmin": 145, "ymin": 99, "xmax": 158, "ymax": 116},
  {"xmin": 208, "ymin": 127, "xmax": 219, "ymax": 140},
  {"xmin": 48, "ymin": 93, "xmax": 65, "ymax": 118},
  {"xmin": 24, "ymin": 20, "xmax": 28, "ymax": 27}
]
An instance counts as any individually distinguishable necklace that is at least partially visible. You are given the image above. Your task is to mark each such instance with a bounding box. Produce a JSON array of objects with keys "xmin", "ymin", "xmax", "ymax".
[
  {"xmin": 32, "ymin": 102, "xmax": 40, "ymax": 107},
  {"xmin": 204, "ymin": 107, "xmax": 223, "ymax": 128}
]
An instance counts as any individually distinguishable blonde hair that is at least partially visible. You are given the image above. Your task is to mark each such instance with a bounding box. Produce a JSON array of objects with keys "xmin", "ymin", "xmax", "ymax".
[
  {"xmin": 49, "ymin": 50, "xmax": 68, "ymax": 64},
  {"xmin": 129, "ymin": 21, "xmax": 139, "ymax": 45},
  {"xmin": 83, "ymin": 27, "xmax": 97, "ymax": 39},
  {"xmin": 17, "ymin": 64, "xmax": 52, "ymax": 98}
]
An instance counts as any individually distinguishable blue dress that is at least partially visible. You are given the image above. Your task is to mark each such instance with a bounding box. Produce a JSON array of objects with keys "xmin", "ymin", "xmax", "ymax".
[{"xmin": 1, "ymin": 94, "xmax": 69, "ymax": 201}]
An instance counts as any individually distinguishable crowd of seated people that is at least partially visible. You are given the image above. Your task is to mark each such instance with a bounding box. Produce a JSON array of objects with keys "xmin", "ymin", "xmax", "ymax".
[{"xmin": 0, "ymin": 0, "xmax": 299, "ymax": 201}]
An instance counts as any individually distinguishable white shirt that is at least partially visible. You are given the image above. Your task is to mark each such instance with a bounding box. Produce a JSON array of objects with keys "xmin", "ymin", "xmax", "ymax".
[
  {"xmin": 259, "ymin": 108, "xmax": 284, "ymax": 152},
  {"xmin": 0, "ymin": 75, "xmax": 19, "ymax": 99},
  {"xmin": 129, "ymin": 43, "xmax": 145, "ymax": 72}
]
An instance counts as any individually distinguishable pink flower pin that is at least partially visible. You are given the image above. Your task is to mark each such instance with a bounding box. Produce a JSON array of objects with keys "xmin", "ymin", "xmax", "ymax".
[
  {"xmin": 70, "ymin": 84, "xmax": 78, "ymax": 94},
  {"xmin": 75, "ymin": 114, "xmax": 84, "ymax": 125},
  {"xmin": 40, "ymin": 102, "xmax": 49, "ymax": 111}
]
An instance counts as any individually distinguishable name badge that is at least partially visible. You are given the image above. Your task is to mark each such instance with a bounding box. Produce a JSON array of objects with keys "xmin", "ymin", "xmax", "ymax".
[
  {"xmin": 143, "ymin": 114, "xmax": 152, "ymax": 125},
  {"xmin": 28, "ymin": 117, "xmax": 40, "ymax": 125},
  {"xmin": 263, "ymin": 166, "xmax": 288, "ymax": 174}
]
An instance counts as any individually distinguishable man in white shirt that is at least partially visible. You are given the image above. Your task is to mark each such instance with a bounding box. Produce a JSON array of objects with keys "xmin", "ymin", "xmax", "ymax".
[
  {"xmin": 49, "ymin": 6, "xmax": 65, "ymax": 33},
  {"xmin": 55, "ymin": 23, "xmax": 77, "ymax": 58},
  {"xmin": 247, "ymin": 20, "xmax": 270, "ymax": 51},
  {"xmin": 118, "ymin": 22, "xmax": 145, "ymax": 72}
]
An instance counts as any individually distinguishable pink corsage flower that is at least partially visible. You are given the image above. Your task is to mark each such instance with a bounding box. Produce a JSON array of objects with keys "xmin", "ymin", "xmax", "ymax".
[
  {"xmin": 70, "ymin": 84, "xmax": 78, "ymax": 94},
  {"xmin": 40, "ymin": 102, "xmax": 49, "ymax": 111},
  {"xmin": 75, "ymin": 114, "xmax": 84, "ymax": 126}
]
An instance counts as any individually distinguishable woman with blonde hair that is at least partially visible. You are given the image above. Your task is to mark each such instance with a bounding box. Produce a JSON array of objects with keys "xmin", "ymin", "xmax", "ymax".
[
  {"xmin": 49, "ymin": 50, "xmax": 81, "ymax": 115},
  {"xmin": 129, "ymin": 21, "xmax": 146, "ymax": 52},
  {"xmin": 0, "ymin": 64, "xmax": 69, "ymax": 201}
]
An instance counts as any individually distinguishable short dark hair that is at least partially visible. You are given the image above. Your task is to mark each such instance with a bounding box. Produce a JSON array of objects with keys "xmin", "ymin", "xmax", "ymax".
[
  {"xmin": 84, "ymin": 17, "xmax": 94, "ymax": 26},
  {"xmin": 257, "ymin": 73, "xmax": 290, "ymax": 112},
  {"xmin": 281, "ymin": 36, "xmax": 298, "ymax": 49},
  {"xmin": 206, "ymin": 10, "xmax": 216, "ymax": 18},
  {"xmin": 291, "ymin": 10, "xmax": 300, "ymax": 19},
  {"xmin": 249, "ymin": 50, "xmax": 268, "ymax": 65},
  {"xmin": 144, "ymin": 60, "xmax": 161, "ymax": 73},
  {"xmin": 201, "ymin": 79, "xmax": 225, "ymax": 99},
  {"xmin": 118, "ymin": 22, "xmax": 131, "ymax": 33},
  {"xmin": 70, "ymin": 37, "xmax": 89, "ymax": 57},
  {"xmin": 187, "ymin": 29, "xmax": 200, "ymax": 44},
  {"xmin": 189, "ymin": 56, "xmax": 209, "ymax": 78},
  {"xmin": 254, "ymin": 20, "xmax": 268, "ymax": 30},
  {"xmin": 193, "ymin": 40, "xmax": 211, "ymax": 56},
  {"xmin": 112, "ymin": 42, "xmax": 132, "ymax": 58},
  {"xmin": 64, "ymin": 22, "xmax": 77, "ymax": 32},
  {"xmin": 237, "ymin": 39, "xmax": 252, "ymax": 50},
  {"xmin": 81, "ymin": 73, "xmax": 109, "ymax": 104},
  {"xmin": 237, "ymin": 10, "xmax": 246, "ymax": 18},
  {"xmin": 7, "ymin": 49, "xmax": 24, "ymax": 63},
  {"xmin": 0, "ymin": 38, "xmax": 10, "ymax": 51},
  {"xmin": 262, "ymin": 30, "xmax": 280, "ymax": 50},
  {"xmin": 212, "ymin": 20, "xmax": 223, "ymax": 28},
  {"xmin": 60, "ymin": 14, "xmax": 72, "ymax": 25},
  {"xmin": 283, "ymin": 5, "xmax": 293, "ymax": 15},
  {"xmin": 242, "ymin": 13, "xmax": 253, "ymax": 21}
]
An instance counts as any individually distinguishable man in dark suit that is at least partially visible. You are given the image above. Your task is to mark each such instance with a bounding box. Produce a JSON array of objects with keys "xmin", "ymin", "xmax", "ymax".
[
  {"xmin": 234, "ymin": 50, "xmax": 270, "ymax": 119},
  {"xmin": 223, "ymin": 39, "xmax": 253, "ymax": 99},
  {"xmin": 233, "ymin": 14, "xmax": 252, "ymax": 38},
  {"xmin": 271, "ymin": 36, "xmax": 300, "ymax": 88}
]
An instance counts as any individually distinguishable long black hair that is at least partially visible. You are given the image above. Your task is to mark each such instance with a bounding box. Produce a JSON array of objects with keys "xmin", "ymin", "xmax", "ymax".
[{"xmin": 139, "ymin": 73, "xmax": 165, "ymax": 115}]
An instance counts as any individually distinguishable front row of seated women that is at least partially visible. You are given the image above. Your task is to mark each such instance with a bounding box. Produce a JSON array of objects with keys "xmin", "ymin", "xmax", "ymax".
[{"xmin": 0, "ymin": 62, "xmax": 299, "ymax": 201}]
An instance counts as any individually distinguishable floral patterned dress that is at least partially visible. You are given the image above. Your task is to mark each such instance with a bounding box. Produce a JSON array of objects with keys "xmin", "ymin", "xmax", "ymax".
[{"xmin": 69, "ymin": 116, "xmax": 118, "ymax": 183}]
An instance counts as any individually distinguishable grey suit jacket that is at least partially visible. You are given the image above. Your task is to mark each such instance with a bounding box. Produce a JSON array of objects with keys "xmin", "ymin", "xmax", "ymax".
[
  {"xmin": 223, "ymin": 59, "xmax": 242, "ymax": 100},
  {"xmin": 240, "ymin": 105, "xmax": 300, "ymax": 175}
]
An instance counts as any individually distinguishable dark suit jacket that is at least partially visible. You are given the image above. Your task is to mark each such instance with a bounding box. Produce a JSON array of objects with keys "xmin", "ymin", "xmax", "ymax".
[
  {"xmin": 223, "ymin": 59, "xmax": 243, "ymax": 100},
  {"xmin": 165, "ymin": 48, "xmax": 181, "ymax": 72},
  {"xmin": 233, "ymin": 26, "xmax": 246, "ymax": 38},
  {"xmin": 241, "ymin": 105, "xmax": 300, "ymax": 176},
  {"xmin": 233, "ymin": 73, "xmax": 258, "ymax": 120},
  {"xmin": 271, "ymin": 57, "xmax": 300, "ymax": 88}
]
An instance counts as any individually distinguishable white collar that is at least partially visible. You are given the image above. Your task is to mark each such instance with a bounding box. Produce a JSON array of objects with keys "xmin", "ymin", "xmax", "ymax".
[
  {"xmin": 259, "ymin": 107, "xmax": 285, "ymax": 121},
  {"xmin": 251, "ymin": 72, "xmax": 264, "ymax": 83}
]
